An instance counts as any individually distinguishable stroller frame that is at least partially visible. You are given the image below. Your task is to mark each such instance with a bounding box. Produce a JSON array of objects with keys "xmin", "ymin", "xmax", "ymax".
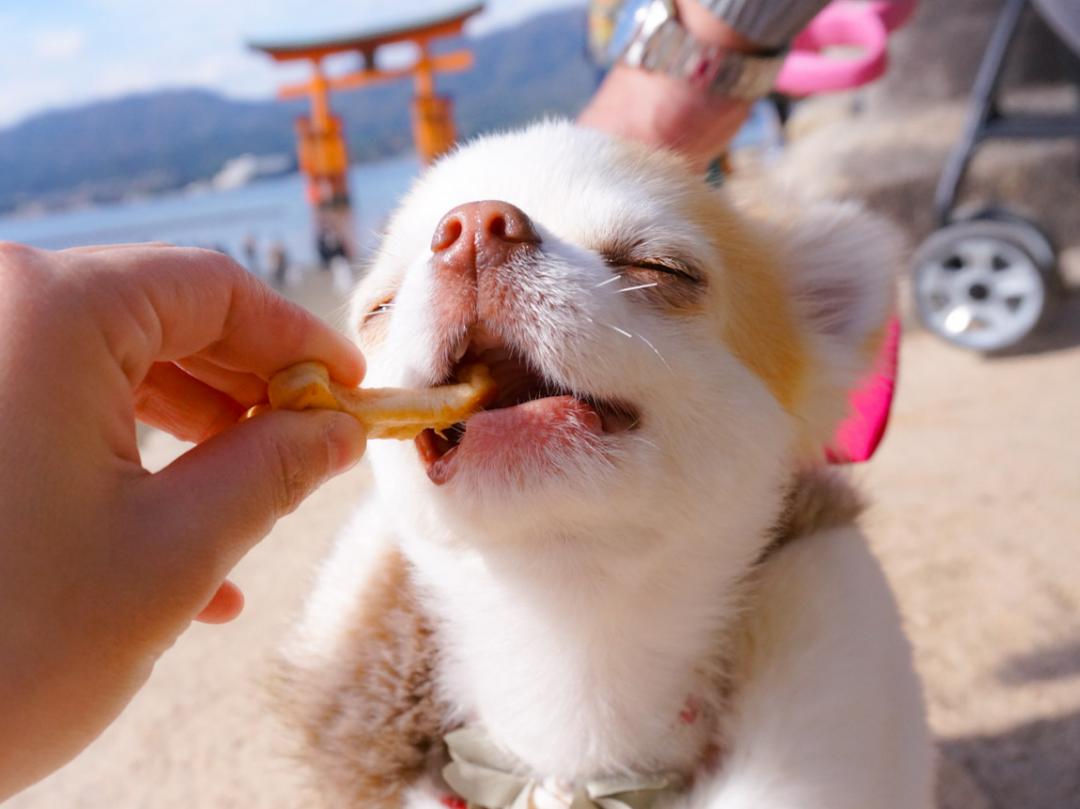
[{"xmin": 934, "ymin": 0, "xmax": 1080, "ymax": 226}]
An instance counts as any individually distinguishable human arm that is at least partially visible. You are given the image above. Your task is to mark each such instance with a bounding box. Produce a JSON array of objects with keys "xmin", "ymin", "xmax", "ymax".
[
  {"xmin": 578, "ymin": 0, "xmax": 830, "ymax": 169},
  {"xmin": 0, "ymin": 243, "xmax": 367, "ymax": 799}
]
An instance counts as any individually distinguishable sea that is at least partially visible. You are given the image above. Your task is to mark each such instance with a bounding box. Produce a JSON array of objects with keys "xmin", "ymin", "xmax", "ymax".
[
  {"xmin": 0, "ymin": 155, "xmax": 422, "ymax": 276},
  {"xmin": 0, "ymin": 103, "xmax": 782, "ymax": 276}
]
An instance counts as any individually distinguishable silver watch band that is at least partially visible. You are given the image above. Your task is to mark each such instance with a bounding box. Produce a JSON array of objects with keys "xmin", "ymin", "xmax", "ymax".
[
  {"xmin": 697, "ymin": 0, "xmax": 831, "ymax": 49},
  {"xmin": 619, "ymin": 1, "xmax": 785, "ymax": 100}
]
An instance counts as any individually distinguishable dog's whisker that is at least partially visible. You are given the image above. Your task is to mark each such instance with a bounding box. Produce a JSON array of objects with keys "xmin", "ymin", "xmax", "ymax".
[
  {"xmin": 599, "ymin": 318, "xmax": 673, "ymax": 373},
  {"xmin": 602, "ymin": 322, "xmax": 635, "ymax": 340},
  {"xmin": 613, "ymin": 282, "xmax": 659, "ymax": 294},
  {"xmin": 635, "ymin": 333, "xmax": 674, "ymax": 374},
  {"xmin": 593, "ymin": 275, "xmax": 622, "ymax": 289},
  {"xmin": 632, "ymin": 434, "xmax": 660, "ymax": 452}
]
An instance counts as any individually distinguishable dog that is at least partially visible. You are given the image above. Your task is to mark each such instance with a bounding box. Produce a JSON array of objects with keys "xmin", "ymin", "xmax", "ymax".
[{"xmin": 274, "ymin": 121, "xmax": 934, "ymax": 809}]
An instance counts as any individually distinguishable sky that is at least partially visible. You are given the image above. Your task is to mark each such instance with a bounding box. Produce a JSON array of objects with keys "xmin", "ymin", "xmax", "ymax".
[{"xmin": 0, "ymin": 0, "xmax": 585, "ymax": 128}]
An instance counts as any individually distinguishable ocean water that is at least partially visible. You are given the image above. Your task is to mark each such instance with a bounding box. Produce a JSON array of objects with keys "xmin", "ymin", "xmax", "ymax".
[
  {"xmin": 0, "ymin": 103, "xmax": 782, "ymax": 275},
  {"xmin": 0, "ymin": 155, "xmax": 422, "ymax": 270}
]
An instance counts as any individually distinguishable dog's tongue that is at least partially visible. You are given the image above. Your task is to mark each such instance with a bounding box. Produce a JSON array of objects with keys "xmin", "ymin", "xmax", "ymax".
[{"xmin": 426, "ymin": 395, "xmax": 601, "ymax": 485}]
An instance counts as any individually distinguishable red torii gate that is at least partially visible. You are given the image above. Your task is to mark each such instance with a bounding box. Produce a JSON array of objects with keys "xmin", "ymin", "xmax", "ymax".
[{"xmin": 249, "ymin": 2, "xmax": 484, "ymax": 258}]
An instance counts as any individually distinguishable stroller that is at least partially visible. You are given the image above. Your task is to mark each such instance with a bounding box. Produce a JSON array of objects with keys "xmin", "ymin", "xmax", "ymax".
[{"xmin": 910, "ymin": 0, "xmax": 1080, "ymax": 352}]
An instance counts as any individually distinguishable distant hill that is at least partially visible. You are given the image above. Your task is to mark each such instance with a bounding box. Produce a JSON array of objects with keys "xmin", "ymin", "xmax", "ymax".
[{"xmin": 0, "ymin": 6, "xmax": 595, "ymax": 214}]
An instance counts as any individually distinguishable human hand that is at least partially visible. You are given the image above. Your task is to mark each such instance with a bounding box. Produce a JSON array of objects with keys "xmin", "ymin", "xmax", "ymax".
[
  {"xmin": 578, "ymin": 0, "xmax": 762, "ymax": 172},
  {"xmin": 0, "ymin": 242, "xmax": 367, "ymax": 798}
]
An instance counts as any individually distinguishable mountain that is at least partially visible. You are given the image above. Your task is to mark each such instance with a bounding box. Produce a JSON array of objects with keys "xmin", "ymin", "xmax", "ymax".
[
  {"xmin": 0, "ymin": 6, "xmax": 595, "ymax": 214},
  {"xmin": 0, "ymin": 92, "xmax": 303, "ymax": 212}
]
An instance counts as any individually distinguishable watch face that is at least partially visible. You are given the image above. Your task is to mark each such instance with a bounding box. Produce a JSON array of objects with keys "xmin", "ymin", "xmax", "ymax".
[{"xmin": 606, "ymin": 0, "xmax": 654, "ymax": 63}]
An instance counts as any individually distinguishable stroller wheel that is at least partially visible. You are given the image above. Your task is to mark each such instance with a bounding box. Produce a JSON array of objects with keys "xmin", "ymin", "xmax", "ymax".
[{"xmin": 911, "ymin": 218, "xmax": 1060, "ymax": 352}]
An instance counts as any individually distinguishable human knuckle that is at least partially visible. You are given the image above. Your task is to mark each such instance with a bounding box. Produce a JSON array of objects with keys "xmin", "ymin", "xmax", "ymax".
[
  {"xmin": 267, "ymin": 437, "xmax": 323, "ymax": 515},
  {"xmin": 0, "ymin": 243, "xmax": 55, "ymax": 313},
  {"xmin": 0, "ymin": 240, "xmax": 36, "ymax": 273},
  {"xmin": 183, "ymin": 245, "xmax": 244, "ymax": 277}
]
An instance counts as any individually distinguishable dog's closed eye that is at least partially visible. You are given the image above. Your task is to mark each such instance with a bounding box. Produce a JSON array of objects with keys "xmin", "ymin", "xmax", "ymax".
[
  {"xmin": 357, "ymin": 294, "xmax": 396, "ymax": 345},
  {"xmin": 601, "ymin": 252, "xmax": 705, "ymax": 310},
  {"xmin": 361, "ymin": 296, "xmax": 395, "ymax": 322},
  {"xmin": 626, "ymin": 258, "xmax": 702, "ymax": 285}
]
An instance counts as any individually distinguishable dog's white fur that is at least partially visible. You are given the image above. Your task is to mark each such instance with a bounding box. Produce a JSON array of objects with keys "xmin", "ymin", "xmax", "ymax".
[{"xmin": 282, "ymin": 122, "xmax": 933, "ymax": 808}]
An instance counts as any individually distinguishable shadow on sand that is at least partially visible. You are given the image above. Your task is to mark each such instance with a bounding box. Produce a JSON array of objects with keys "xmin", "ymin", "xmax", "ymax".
[
  {"xmin": 987, "ymin": 286, "xmax": 1080, "ymax": 359},
  {"xmin": 996, "ymin": 637, "xmax": 1080, "ymax": 686},
  {"xmin": 939, "ymin": 710, "xmax": 1080, "ymax": 809}
]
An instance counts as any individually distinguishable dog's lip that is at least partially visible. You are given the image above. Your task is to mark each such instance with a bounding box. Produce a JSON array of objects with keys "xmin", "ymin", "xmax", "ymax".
[
  {"xmin": 414, "ymin": 334, "xmax": 639, "ymax": 485},
  {"xmin": 416, "ymin": 395, "xmax": 603, "ymax": 485}
]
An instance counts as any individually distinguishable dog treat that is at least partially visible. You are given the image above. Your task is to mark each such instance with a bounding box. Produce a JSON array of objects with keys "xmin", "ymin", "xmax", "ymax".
[{"xmin": 267, "ymin": 361, "xmax": 496, "ymax": 439}]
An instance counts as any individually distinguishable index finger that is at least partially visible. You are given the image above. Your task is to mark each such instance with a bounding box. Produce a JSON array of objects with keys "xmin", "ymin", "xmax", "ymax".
[{"xmin": 65, "ymin": 245, "xmax": 365, "ymax": 387}]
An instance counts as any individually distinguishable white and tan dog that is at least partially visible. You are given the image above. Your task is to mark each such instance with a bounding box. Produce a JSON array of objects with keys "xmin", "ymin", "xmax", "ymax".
[{"xmin": 275, "ymin": 122, "xmax": 933, "ymax": 809}]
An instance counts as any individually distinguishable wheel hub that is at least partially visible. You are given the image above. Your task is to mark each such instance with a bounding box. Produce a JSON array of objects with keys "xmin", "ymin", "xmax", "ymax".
[{"xmin": 913, "ymin": 225, "xmax": 1048, "ymax": 351}]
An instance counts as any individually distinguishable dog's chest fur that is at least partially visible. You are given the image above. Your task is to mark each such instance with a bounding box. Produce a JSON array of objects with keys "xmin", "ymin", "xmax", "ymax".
[
  {"xmin": 408, "ymin": 530, "xmax": 729, "ymax": 780},
  {"xmin": 274, "ymin": 471, "xmax": 862, "ymax": 807}
]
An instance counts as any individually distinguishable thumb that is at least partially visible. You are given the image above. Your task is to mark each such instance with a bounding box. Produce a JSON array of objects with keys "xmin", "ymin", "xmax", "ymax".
[{"xmin": 136, "ymin": 409, "xmax": 365, "ymax": 593}]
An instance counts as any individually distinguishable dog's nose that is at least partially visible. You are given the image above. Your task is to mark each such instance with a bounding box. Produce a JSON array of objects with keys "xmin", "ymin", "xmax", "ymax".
[{"xmin": 430, "ymin": 200, "xmax": 541, "ymax": 275}]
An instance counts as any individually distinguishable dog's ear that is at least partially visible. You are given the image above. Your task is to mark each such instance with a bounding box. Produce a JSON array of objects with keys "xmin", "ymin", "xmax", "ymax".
[
  {"xmin": 780, "ymin": 199, "xmax": 900, "ymax": 453},
  {"xmin": 781, "ymin": 199, "xmax": 898, "ymax": 355},
  {"xmin": 727, "ymin": 188, "xmax": 900, "ymax": 455}
]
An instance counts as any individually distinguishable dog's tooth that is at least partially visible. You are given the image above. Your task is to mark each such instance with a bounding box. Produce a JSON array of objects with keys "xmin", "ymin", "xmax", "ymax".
[{"xmin": 452, "ymin": 341, "xmax": 469, "ymax": 363}]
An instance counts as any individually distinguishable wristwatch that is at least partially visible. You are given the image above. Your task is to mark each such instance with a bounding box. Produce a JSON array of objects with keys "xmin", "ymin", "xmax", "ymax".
[{"xmin": 605, "ymin": 0, "xmax": 785, "ymax": 99}]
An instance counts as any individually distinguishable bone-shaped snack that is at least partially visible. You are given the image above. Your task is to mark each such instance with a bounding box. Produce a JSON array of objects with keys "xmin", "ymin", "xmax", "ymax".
[{"xmin": 267, "ymin": 361, "xmax": 497, "ymax": 440}]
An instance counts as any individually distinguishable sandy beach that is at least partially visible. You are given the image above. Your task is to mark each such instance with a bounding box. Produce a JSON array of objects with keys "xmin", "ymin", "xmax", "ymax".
[{"xmin": 9, "ymin": 266, "xmax": 1080, "ymax": 808}]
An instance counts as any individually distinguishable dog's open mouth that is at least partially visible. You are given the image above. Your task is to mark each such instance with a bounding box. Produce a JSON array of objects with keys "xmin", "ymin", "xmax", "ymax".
[{"xmin": 415, "ymin": 336, "xmax": 638, "ymax": 484}]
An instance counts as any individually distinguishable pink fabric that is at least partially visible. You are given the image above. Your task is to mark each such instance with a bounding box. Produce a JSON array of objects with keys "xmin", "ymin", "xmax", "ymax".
[
  {"xmin": 826, "ymin": 317, "xmax": 901, "ymax": 464},
  {"xmin": 865, "ymin": 0, "xmax": 918, "ymax": 32},
  {"xmin": 775, "ymin": 0, "xmax": 918, "ymax": 96}
]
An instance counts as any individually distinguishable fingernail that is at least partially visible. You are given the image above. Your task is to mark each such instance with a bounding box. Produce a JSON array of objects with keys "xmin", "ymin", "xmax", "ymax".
[{"xmin": 325, "ymin": 412, "xmax": 367, "ymax": 474}]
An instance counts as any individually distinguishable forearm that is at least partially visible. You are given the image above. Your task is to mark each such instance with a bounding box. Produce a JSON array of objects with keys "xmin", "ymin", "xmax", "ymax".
[
  {"xmin": 580, "ymin": 0, "xmax": 792, "ymax": 169},
  {"xmin": 580, "ymin": 0, "xmax": 837, "ymax": 166}
]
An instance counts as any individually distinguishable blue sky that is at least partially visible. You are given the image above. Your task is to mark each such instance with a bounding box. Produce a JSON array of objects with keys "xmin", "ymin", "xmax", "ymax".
[{"xmin": 0, "ymin": 0, "xmax": 584, "ymax": 127}]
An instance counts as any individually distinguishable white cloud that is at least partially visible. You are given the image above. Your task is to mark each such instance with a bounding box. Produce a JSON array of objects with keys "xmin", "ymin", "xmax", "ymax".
[
  {"xmin": 0, "ymin": 75, "xmax": 97, "ymax": 127},
  {"xmin": 92, "ymin": 65, "xmax": 160, "ymax": 99},
  {"xmin": 470, "ymin": 0, "xmax": 585, "ymax": 34},
  {"xmin": 0, "ymin": 0, "xmax": 588, "ymax": 128},
  {"xmin": 33, "ymin": 28, "xmax": 86, "ymax": 61}
]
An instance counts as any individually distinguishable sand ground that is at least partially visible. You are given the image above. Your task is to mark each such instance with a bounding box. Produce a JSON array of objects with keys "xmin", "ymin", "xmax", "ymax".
[{"xmin": 9, "ymin": 269, "xmax": 1080, "ymax": 809}]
